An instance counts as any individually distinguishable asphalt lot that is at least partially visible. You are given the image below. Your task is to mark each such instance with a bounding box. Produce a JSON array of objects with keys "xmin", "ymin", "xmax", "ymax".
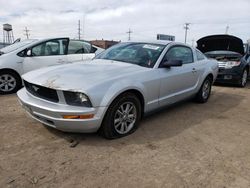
[{"xmin": 1, "ymin": 84, "xmax": 250, "ymax": 188}]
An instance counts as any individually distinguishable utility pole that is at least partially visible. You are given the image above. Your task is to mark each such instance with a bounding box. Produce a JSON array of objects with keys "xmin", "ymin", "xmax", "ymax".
[
  {"xmin": 225, "ymin": 25, "xmax": 229, "ymax": 34},
  {"xmin": 78, "ymin": 20, "xmax": 81, "ymax": 40},
  {"xmin": 192, "ymin": 39, "xmax": 195, "ymax": 47},
  {"xmin": 24, "ymin": 27, "xmax": 30, "ymax": 39},
  {"xmin": 126, "ymin": 28, "xmax": 132, "ymax": 41},
  {"xmin": 184, "ymin": 23, "xmax": 190, "ymax": 44}
]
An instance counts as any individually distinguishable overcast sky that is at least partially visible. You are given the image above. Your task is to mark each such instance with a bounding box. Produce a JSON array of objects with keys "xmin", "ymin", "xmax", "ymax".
[{"xmin": 0, "ymin": 0, "xmax": 249, "ymax": 44}]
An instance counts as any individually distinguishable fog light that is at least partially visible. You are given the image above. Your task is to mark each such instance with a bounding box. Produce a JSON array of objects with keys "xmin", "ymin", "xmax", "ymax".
[{"xmin": 62, "ymin": 114, "xmax": 94, "ymax": 119}]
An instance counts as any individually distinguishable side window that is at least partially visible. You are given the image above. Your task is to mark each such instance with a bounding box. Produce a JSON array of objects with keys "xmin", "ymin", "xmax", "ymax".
[
  {"xmin": 196, "ymin": 49, "xmax": 206, "ymax": 61},
  {"xmin": 31, "ymin": 39, "xmax": 67, "ymax": 56},
  {"xmin": 163, "ymin": 46, "xmax": 194, "ymax": 64},
  {"xmin": 68, "ymin": 41, "xmax": 92, "ymax": 54}
]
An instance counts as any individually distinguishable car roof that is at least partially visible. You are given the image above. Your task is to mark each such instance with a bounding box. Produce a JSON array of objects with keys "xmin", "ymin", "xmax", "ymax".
[{"xmin": 123, "ymin": 40, "xmax": 195, "ymax": 49}]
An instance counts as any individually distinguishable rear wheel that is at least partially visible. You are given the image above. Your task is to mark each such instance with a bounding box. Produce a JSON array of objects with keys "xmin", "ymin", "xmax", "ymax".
[
  {"xmin": 195, "ymin": 76, "xmax": 212, "ymax": 103},
  {"xmin": 0, "ymin": 70, "xmax": 22, "ymax": 94},
  {"xmin": 99, "ymin": 93, "xmax": 142, "ymax": 139},
  {"xmin": 239, "ymin": 69, "xmax": 248, "ymax": 87}
]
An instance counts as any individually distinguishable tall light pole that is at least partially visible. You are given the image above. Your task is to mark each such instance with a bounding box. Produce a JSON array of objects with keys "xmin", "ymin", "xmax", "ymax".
[
  {"xmin": 225, "ymin": 25, "xmax": 229, "ymax": 34},
  {"xmin": 184, "ymin": 23, "xmax": 190, "ymax": 44},
  {"xmin": 78, "ymin": 20, "xmax": 81, "ymax": 40}
]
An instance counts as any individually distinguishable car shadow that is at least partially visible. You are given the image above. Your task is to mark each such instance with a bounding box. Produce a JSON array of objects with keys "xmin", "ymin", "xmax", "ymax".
[
  {"xmin": 214, "ymin": 78, "xmax": 250, "ymax": 88},
  {"xmin": 44, "ymin": 89, "xmax": 244, "ymax": 148}
]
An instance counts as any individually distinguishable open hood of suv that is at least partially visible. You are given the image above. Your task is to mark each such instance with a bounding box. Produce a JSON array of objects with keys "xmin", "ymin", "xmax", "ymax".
[{"xmin": 197, "ymin": 35, "xmax": 244, "ymax": 55}]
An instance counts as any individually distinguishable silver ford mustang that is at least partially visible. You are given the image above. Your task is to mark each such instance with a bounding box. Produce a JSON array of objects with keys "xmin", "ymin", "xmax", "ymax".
[{"xmin": 17, "ymin": 41, "xmax": 218, "ymax": 139}]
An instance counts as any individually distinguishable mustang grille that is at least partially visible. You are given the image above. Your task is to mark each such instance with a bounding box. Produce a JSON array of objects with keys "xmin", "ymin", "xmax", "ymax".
[{"xmin": 24, "ymin": 80, "xmax": 59, "ymax": 103}]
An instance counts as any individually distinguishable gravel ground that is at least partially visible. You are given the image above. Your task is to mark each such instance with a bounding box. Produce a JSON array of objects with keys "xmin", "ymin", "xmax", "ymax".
[{"xmin": 1, "ymin": 84, "xmax": 250, "ymax": 188}]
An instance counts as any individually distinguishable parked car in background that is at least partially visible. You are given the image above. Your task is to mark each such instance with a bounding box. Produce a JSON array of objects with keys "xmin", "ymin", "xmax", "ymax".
[
  {"xmin": 197, "ymin": 35, "xmax": 250, "ymax": 87},
  {"xmin": 17, "ymin": 41, "xmax": 218, "ymax": 139},
  {"xmin": 0, "ymin": 38, "xmax": 103, "ymax": 94}
]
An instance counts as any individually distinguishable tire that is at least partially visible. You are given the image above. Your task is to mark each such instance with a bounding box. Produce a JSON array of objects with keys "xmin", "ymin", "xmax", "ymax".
[
  {"xmin": 0, "ymin": 70, "xmax": 22, "ymax": 95},
  {"xmin": 195, "ymin": 76, "xmax": 212, "ymax": 103},
  {"xmin": 99, "ymin": 92, "xmax": 142, "ymax": 139},
  {"xmin": 239, "ymin": 69, "xmax": 248, "ymax": 88}
]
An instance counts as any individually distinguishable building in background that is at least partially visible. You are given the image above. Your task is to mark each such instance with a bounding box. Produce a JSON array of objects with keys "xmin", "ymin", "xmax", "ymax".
[
  {"xmin": 90, "ymin": 39, "xmax": 120, "ymax": 49},
  {"xmin": 157, "ymin": 34, "xmax": 175, "ymax": 41}
]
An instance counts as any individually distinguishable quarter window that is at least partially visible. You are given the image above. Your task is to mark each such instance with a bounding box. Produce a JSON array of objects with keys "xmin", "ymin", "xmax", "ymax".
[
  {"xmin": 163, "ymin": 46, "xmax": 194, "ymax": 64},
  {"xmin": 68, "ymin": 41, "xmax": 92, "ymax": 54},
  {"xmin": 31, "ymin": 39, "xmax": 67, "ymax": 56}
]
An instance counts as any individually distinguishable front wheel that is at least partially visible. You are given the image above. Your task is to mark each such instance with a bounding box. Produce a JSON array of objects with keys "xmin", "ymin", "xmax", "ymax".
[
  {"xmin": 239, "ymin": 69, "xmax": 248, "ymax": 88},
  {"xmin": 0, "ymin": 70, "xmax": 22, "ymax": 94},
  {"xmin": 195, "ymin": 77, "xmax": 212, "ymax": 103},
  {"xmin": 99, "ymin": 93, "xmax": 142, "ymax": 139}
]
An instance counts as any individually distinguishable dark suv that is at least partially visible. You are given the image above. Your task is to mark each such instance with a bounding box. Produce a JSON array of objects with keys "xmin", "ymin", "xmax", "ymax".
[{"xmin": 197, "ymin": 35, "xmax": 250, "ymax": 87}]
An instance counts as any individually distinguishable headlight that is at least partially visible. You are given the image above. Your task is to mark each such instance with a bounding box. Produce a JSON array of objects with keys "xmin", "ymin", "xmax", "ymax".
[
  {"xmin": 225, "ymin": 61, "xmax": 241, "ymax": 69},
  {"xmin": 63, "ymin": 91, "xmax": 92, "ymax": 107}
]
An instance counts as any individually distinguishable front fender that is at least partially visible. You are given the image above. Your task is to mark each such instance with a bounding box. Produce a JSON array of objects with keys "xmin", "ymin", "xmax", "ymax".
[
  {"xmin": 99, "ymin": 80, "xmax": 145, "ymax": 107},
  {"xmin": 0, "ymin": 55, "xmax": 23, "ymax": 75}
]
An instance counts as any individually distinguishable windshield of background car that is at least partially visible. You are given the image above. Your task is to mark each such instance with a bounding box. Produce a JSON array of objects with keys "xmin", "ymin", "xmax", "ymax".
[
  {"xmin": 95, "ymin": 42, "xmax": 165, "ymax": 68},
  {"xmin": 0, "ymin": 39, "xmax": 37, "ymax": 54}
]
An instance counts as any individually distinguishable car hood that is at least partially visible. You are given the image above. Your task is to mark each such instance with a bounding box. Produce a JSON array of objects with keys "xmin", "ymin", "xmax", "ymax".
[
  {"xmin": 22, "ymin": 59, "xmax": 147, "ymax": 92},
  {"xmin": 197, "ymin": 35, "xmax": 244, "ymax": 55}
]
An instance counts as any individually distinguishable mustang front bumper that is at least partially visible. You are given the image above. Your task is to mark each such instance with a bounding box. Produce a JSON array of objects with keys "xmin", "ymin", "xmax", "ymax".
[{"xmin": 17, "ymin": 88, "xmax": 107, "ymax": 133}]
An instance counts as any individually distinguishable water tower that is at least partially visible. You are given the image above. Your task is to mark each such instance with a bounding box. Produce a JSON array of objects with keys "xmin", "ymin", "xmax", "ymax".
[{"xmin": 3, "ymin": 24, "xmax": 14, "ymax": 44}]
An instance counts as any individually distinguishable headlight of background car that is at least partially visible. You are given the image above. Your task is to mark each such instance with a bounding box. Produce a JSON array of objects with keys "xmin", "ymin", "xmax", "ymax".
[
  {"xmin": 225, "ymin": 61, "xmax": 241, "ymax": 69},
  {"xmin": 63, "ymin": 91, "xmax": 92, "ymax": 107}
]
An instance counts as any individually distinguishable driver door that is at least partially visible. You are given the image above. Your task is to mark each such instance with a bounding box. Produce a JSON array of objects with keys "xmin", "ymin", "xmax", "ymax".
[
  {"xmin": 22, "ymin": 38, "xmax": 69, "ymax": 74},
  {"xmin": 159, "ymin": 45, "xmax": 199, "ymax": 107}
]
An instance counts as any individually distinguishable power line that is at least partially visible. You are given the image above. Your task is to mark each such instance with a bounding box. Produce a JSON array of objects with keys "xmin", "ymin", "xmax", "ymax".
[
  {"xmin": 24, "ymin": 26, "xmax": 30, "ymax": 39},
  {"xmin": 126, "ymin": 28, "xmax": 132, "ymax": 41},
  {"xmin": 184, "ymin": 23, "xmax": 190, "ymax": 44}
]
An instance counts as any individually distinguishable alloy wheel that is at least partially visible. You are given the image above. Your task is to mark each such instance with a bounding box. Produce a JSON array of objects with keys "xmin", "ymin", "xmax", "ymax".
[
  {"xmin": 114, "ymin": 102, "xmax": 137, "ymax": 134},
  {"xmin": 0, "ymin": 74, "xmax": 17, "ymax": 92},
  {"xmin": 202, "ymin": 79, "xmax": 211, "ymax": 99}
]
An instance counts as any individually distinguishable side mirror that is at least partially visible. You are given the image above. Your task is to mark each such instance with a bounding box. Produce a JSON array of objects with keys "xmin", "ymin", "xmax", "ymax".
[
  {"xmin": 161, "ymin": 60, "xmax": 183, "ymax": 68},
  {"xmin": 26, "ymin": 49, "xmax": 32, "ymax": 57}
]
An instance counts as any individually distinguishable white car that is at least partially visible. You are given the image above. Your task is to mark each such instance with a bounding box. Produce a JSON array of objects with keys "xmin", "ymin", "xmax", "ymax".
[{"xmin": 0, "ymin": 38, "xmax": 103, "ymax": 94}]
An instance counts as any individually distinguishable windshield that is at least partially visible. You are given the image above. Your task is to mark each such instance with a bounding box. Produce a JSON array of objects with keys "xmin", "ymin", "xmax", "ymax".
[
  {"xmin": 0, "ymin": 39, "xmax": 37, "ymax": 54},
  {"xmin": 95, "ymin": 42, "xmax": 165, "ymax": 68}
]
